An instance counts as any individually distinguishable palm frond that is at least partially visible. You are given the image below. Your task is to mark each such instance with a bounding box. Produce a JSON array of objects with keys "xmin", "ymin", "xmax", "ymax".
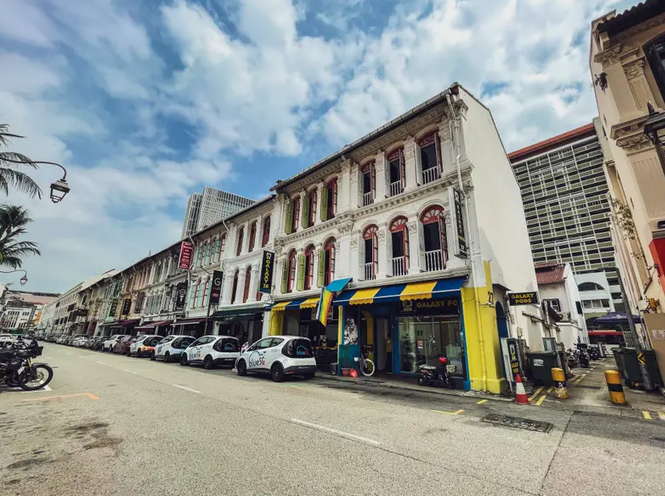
[
  {"xmin": 0, "ymin": 204, "xmax": 40, "ymax": 267},
  {"xmin": 0, "ymin": 167, "xmax": 42, "ymax": 199}
]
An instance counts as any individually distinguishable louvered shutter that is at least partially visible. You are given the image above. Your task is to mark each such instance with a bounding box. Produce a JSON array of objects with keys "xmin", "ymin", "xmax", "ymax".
[
  {"xmin": 297, "ymin": 255, "xmax": 306, "ymax": 291},
  {"xmin": 285, "ymin": 201, "xmax": 293, "ymax": 235},
  {"xmin": 317, "ymin": 249, "xmax": 325, "ymax": 287}
]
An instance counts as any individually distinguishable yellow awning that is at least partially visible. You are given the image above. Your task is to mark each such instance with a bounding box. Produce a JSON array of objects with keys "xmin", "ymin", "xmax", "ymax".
[
  {"xmin": 271, "ymin": 301, "xmax": 289, "ymax": 312},
  {"xmin": 301, "ymin": 297, "xmax": 320, "ymax": 309},
  {"xmin": 400, "ymin": 281, "xmax": 437, "ymax": 301},
  {"xmin": 350, "ymin": 287, "xmax": 381, "ymax": 305}
]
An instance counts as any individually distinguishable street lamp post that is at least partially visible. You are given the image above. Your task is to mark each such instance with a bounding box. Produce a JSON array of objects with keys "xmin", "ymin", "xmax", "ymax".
[
  {"xmin": 0, "ymin": 156, "xmax": 70, "ymax": 203},
  {"xmin": 0, "ymin": 269, "xmax": 28, "ymax": 285}
]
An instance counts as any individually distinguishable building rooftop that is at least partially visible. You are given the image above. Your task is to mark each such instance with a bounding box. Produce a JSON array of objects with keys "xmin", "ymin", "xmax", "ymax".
[
  {"xmin": 597, "ymin": 0, "xmax": 665, "ymax": 37},
  {"xmin": 535, "ymin": 263, "xmax": 566, "ymax": 285},
  {"xmin": 508, "ymin": 123, "xmax": 596, "ymax": 163}
]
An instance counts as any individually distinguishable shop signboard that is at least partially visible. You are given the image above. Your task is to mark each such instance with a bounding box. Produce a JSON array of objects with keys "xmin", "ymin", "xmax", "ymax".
[
  {"xmin": 210, "ymin": 270, "xmax": 223, "ymax": 305},
  {"xmin": 121, "ymin": 298, "xmax": 131, "ymax": 316},
  {"xmin": 399, "ymin": 297, "xmax": 460, "ymax": 316},
  {"xmin": 451, "ymin": 188, "xmax": 468, "ymax": 259},
  {"xmin": 178, "ymin": 241, "xmax": 194, "ymax": 270},
  {"xmin": 174, "ymin": 282, "xmax": 188, "ymax": 311},
  {"xmin": 507, "ymin": 292, "xmax": 539, "ymax": 306},
  {"xmin": 259, "ymin": 250, "xmax": 275, "ymax": 293}
]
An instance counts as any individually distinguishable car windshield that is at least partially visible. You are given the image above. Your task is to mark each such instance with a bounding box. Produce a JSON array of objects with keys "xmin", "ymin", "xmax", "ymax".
[
  {"xmin": 161, "ymin": 336, "xmax": 175, "ymax": 343},
  {"xmin": 283, "ymin": 338, "xmax": 313, "ymax": 358}
]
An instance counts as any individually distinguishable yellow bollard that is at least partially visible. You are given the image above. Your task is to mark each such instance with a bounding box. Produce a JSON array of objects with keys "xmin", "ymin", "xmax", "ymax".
[
  {"xmin": 552, "ymin": 367, "xmax": 569, "ymax": 400},
  {"xmin": 605, "ymin": 370, "xmax": 626, "ymax": 405}
]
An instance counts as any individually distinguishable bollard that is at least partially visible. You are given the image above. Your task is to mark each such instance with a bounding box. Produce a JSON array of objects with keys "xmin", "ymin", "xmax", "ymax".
[
  {"xmin": 552, "ymin": 367, "xmax": 569, "ymax": 400},
  {"xmin": 605, "ymin": 370, "xmax": 626, "ymax": 405}
]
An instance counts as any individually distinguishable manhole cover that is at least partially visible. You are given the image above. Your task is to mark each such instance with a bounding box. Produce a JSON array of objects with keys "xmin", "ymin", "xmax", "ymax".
[
  {"xmin": 482, "ymin": 414, "xmax": 553, "ymax": 433},
  {"xmin": 575, "ymin": 385, "xmax": 602, "ymax": 389}
]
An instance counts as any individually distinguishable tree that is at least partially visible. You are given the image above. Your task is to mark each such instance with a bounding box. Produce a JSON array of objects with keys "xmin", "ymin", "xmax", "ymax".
[
  {"xmin": 0, "ymin": 205, "xmax": 40, "ymax": 268},
  {"xmin": 0, "ymin": 123, "xmax": 42, "ymax": 199}
]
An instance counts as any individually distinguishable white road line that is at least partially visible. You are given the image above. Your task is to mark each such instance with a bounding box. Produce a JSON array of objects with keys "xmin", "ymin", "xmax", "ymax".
[
  {"xmin": 290, "ymin": 419, "xmax": 381, "ymax": 446},
  {"xmin": 21, "ymin": 385, "xmax": 52, "ymax": 394},
  {"xmin": 123, "ymin": 370, "xmax": 138, "ymax": 375},
  {"xmin": 95, "ymin": 361, "xmax": 105, "ymax": 365},
  {"xmin": 172, "ymin": 384, "xmax": 201, "ymax": 394},
  {"xmin": 78, "ymin": 356, "xmax": 84, "ymax": 359}
]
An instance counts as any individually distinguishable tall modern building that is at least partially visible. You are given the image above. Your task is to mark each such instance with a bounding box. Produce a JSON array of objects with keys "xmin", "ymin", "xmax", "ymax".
[
  {"xmin": 509, "ymin": 123, "xmax": 623, "ymax": 312},
  {"xmin": 181, "ymin": 187, "xmax": 255, "ymax": 238}
]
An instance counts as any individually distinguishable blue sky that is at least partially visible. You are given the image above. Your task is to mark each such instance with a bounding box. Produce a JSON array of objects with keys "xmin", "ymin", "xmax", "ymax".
[{"xmin": 0, "ymin": 0, "xmax": 635, "ymax": 292}]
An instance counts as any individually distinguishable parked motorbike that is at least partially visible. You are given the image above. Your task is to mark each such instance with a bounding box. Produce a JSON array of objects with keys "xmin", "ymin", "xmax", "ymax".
[
  {"xmin": 588, "ymin": 345, "xmax": 600, "ymax": 361},
  {"xmin": 566, "ymin": 349, "xmax": 578, "ymax": 369},
  {"xmin": 0, "ymin": 338, "xmax": 54, "ymax": 391},
  {"xmin": 417, "ymin": 356, "xmax": 453, "ymax": 388},
  {"xmin": 575, "ymin": 344, "xmax": 590, "ymax": 368}
]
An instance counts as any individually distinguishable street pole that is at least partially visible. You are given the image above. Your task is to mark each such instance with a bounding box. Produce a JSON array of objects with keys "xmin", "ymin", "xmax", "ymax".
[
  {"xmin": 618, "ymin": 273, "xmax": 639, "ymax": 349},
  {"xmin": 204, "ymin": 295, "xmax": 212, "ymax": 335}
]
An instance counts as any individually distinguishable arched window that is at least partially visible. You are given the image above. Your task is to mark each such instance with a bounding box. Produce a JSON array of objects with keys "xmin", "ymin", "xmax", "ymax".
[
  {"xmin": 305, "ymin": 189, "xmax": 317, "ymax": 228},
  {"xmin": 362, "ymin": 225, "xmax": 378, "ymax": 281},
  {"xmin": 200, "ymin": 276, "xmax": 210, "ymax": 308},
  {"xmin": 361, "ymin": 162, "xmax": 375, "ymax": 206},
  {"xmin": 261, "ymin": 216, "xmax": 271, "ymax": 247},
  {"xmin": 420, "ymin": 206, "xmax": 447, "ymax": 272},
  {"xmin": 389, "ymin": 216, "xmax": 410, "ymax": 276},
  {"xmin": 286, "ymin": 250, "xmax": 297, "ymax": 293},
  {"xmin": 578, "ymin": 282, "xmax": 604, "ymax": 292},
  {"xmin": 191, "ymin": 278, "xmax": 201, "ymax": 309},
  {"xmin": 243, "ymin": 266, "xmax": 252, "ymax": 303},
  {"xmin": 418, "ymin": 131, "xmax": 442, "ymax": 184},
  {"xmin": 248, "ymin": 222, "xmax": 257, "ymax": 253},
  {"xmin": 322, "ymin": 179, "xmax": 337, "ymax": 221},
  {"xmin": 231, "ymin": 270, "xmax": 239, "ymax": 304},
  {"xmin": 324, "ymin": 238, "xmax": 336, "ymax": 286},
  {"xmin": 236, "ymin": 226, "xmax": 245, "ymax": 256},
  {"xmin": 387, "ymin": 148, "xmax": 405, "ymax": 196},
  {"xmin": 304, "ymin": 245, "xmax": 315, "ymax": 290}
]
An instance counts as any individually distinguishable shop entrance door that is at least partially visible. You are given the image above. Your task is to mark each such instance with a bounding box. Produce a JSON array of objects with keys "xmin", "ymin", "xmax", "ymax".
[{"xmin": 375, "ymin": 318, "xmax": 391, "ymax": 373}]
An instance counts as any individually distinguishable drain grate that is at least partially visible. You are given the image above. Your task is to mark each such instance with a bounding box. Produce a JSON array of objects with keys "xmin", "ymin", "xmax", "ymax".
[{"xmin": 482, "ymin": 414, "xmax": 553, "ymax": 433}]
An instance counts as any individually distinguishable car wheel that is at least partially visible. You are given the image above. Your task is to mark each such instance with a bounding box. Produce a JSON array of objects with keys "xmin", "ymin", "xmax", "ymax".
[
  {"xmin": 203, "ymin": 355, "xmax": 214, "ymax": 370},
  {"xmin": 180, "ymin": 353, "xmax": 189, "ymax": 366},
  {"xmin": 236, "ymin": 359, "xmax": 247, "ymax": 376},
  {"xmin": 150, "ymin": 351, "xmax": 156, "ymax": 361},
  {"xmin": 135, "ymin": 351, "xmax": 141, "ymax": 358},
  {"xmin": 271, "ymin": 363, "xmax": 285, "ymax": 382},
  {"xmin": 164, "ymin": 352, "xmax": 171, "ymax": 363}
]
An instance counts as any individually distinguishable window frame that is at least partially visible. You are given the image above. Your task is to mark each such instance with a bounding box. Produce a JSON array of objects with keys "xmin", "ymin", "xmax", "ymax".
[
  {"xmin": 307, "ymin": 189, "xmax": 317, "ymax": 228},
  {"xmin": 287, "ymin": 250, "xmax": 297, "ymax": 293},
  {"xmin": 645, "ymin": 34, "xmax": 665, "ymax": 100},
  {"xmin": 418, "ymin": 131, "xmax": 442, "ymax": 174},
  {"xmin": 326, "ymin": 179, "xmax": 338, "ymax": 220},
  {"xmin": 248, "ymin": 222, "xmax": 257, "ymax": 253},
  {"xmin": 420, "ymin": 206, "xmax": 447, "ymax": 270},
  {"xmin": 361, "ymin": 162, "xmax": 375, "ymax": 204},
  {"xmin": 362, "ymin": 225, "xmax": 379, "ymax": 280},
  {"xmin": 292, "ymin": 197, "xmax": 300, "ymax": 233},
  {"xmin": 231, "ymin": 270, "xmax": 239, "ymax": 304},
  {"xmin": 243, "ymin": 266, "xmax": 252, "ymax": 303},
  {"xmin": 324, "ymin": 238, "xmax": 336, "ymax": 286},
  {"xmin": 304, "ymin": 245, "xmax": 315, "ymax": 290},
  {"xmin": 261, "ymin": 216, "xmax": 271, "ymax": 247},
  {"xmin": 389, "ymin": 216, "xmax": 410, "ymax": 273},
  {"xmin": 387, "ymin": 148, "xmax": 405, "ymax": 194},
  {"xmin": 236, "ymin": 227, "xmax": 244, "ymax": 257}
]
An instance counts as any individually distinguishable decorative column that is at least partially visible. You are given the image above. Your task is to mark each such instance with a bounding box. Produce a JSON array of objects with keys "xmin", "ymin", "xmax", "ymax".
[
  {"xmin": 236, "ymin": 268, "xmax": 247, "ymax": 304},
  {"xmin": 404, "ymin": 137, "xmax": 418, "ymax": 192},
  {"xmin": 438, "ymin": 120, "xmax": 454, "ymax": 176},
  {"xmin": 339, "ymin": 160, "xmax": 352, "ymax": 213},
  {"xmin": 350, "ymin": 161, "xmax": 360, "ymax": 208},
  {"xmin": 375, "ymin": 150, "xmax": 387, "ymax": 199},
  {"xmin": 248, "ymin": 263, "xmax": 260, "ymax": 303},
  {"xmin": 221, "ymin": 269, "xmax": 234, "ymax": 305},
  {"xmin": 623, "ymin": 57, "xmax": 651, "ymax": 113},
  {"xmin": 376, "ymin": 225, "xmax": 388, "ymax": 280},
  {"xmin": 313, "ymin": 185, "xmax": 323, "ymax": 226},
  {"xmin": 407, "ymin": 220, "xmax": 422, "ymax": 274}
]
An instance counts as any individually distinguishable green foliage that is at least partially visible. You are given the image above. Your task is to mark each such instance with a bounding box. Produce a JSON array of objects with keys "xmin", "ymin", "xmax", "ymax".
[{"xmin": 0, "ymin": 204, "xmax": 40, "ymax": 269}]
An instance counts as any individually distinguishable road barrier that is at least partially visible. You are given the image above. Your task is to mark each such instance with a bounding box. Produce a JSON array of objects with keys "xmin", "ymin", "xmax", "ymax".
[
  {"xmin": 551, "ymin": 367, "xmax": 568, "ymax": 400},
  {"xmin": 604, "ymin": 369, "xmax": 626, "ymax": 405}
]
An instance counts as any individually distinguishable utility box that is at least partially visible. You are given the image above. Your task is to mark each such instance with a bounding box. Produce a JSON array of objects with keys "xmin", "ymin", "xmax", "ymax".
[{"xmin": 526, "ymin": 351, "xmax": 557, "ymax": 387}]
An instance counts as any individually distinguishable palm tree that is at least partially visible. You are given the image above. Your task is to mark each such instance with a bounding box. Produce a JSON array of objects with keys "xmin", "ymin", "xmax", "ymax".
[
  {"xmin": 0, "ymin": 123, "xmax": 42, "ymax": 199},
  {"xmin": 0, "ymin": 205, "xmax": 40, "ymax": 268}
]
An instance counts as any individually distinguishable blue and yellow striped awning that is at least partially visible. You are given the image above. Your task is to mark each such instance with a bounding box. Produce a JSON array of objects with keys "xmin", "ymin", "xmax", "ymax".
[
  {"xmin": 269, "ymin": 297, "xmax": 320, "ymax": 311},
  {"xmin": 334, "ymin": 277, "xmax": 466, "ymax": 306}
]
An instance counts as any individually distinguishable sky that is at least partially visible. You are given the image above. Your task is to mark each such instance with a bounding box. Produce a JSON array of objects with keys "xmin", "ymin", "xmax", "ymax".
[{"xmin": 0, "ymin": 0, "xmax": 636, "ymax": 293}]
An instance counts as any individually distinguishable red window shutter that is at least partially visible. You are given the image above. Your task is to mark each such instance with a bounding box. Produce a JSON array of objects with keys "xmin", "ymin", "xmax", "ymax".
[
  {"xmin": 400, "ymin": 150, "xmax": 406, "ymax": 189},
  {"xmin": 243, "ymin": 268, "xmax": 251, "ymax": 303},
  {"xmin": 370, "ymin": 164, "xmax": 376, "ymax": 199},
  {"xmin": 404, "ymin": 227, "xmax": 410, "ymax": 270},
  {"xmin": 435, "ymin": 132, "xmax": 442, "ymax": 173}
]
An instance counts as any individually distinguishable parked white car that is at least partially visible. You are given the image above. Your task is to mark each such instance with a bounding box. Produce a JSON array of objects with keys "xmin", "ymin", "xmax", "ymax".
[
  {"xmin": 235, "ymin": 336, "xmax": 317, "ymax": 382},
  {"xmin": 152, "ymin": 335, "xmax": 196, "ymax": 363},
  {"xmin": 129, "ymin": 335, "xmax": 162, "ymax": 358},
  {"xmin": 180, "ymin": 335, "xmax": 240, "ymax": 369},
  {"xmin": 102, "ymin": 334, "xmax": 124, "ymax": 352},
  {"xmin": 0, "ymin": 333, "xmax": 13, "ymax": 347},
  {"xmin": 72, "ymin": 335, "xmax": 89, "ymax": 348}
]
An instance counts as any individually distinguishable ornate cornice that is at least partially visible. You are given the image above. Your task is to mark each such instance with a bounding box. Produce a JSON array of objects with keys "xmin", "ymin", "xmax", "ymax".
[
  {"xmin": 593, "ymin": 44, "xmax": 623, "ymax": 67},
  {"xmin": 613, "ymin": 13, "xmax": 665, "ymax": 44},
  {"xmin": 624, "ymin": 58, "xmax": 646, "ymax": 81}
]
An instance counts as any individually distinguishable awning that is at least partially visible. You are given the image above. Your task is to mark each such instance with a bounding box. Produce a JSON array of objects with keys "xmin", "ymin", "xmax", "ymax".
[
  {"xmin": 593, "ymin": 312, "xmax": 640, "ymax": 325},
  {"xmin": 588, "ymin": 330, "xmax": 623, "ymax": 336},
  {"xmin": 326, "ymin": 277, "xmax": 353, "ymax": 293},
  {"xmin": 120, "ymin": 319, "xmax": 140, "ymax": 326},
  {"xmin": 173, "ymin": 318, "xmax": 204, "ymax": 326},
  {"xmin": 269, "ymin": 298, "xmax": 320, "ymax": 312},
  {"xmin": 335, "ymin": 277, "xmax": 466, "ymax": 306},
  {"xmin": 135, "ymin": 320, "xmax": 173, "ymax": 331},
  {"xmin": 211, "ymin": 308, "xmax": 265, "ymax": 320}
]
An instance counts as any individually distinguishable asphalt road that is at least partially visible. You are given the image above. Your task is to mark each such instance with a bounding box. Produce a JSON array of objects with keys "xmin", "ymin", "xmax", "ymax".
[{"xmin": 1, "ymin": 344, "xmax": 664, "ymax": 496}]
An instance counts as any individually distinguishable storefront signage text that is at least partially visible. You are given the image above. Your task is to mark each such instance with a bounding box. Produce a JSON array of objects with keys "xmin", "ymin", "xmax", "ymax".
[
  {"xmin": 400, "ymin": 297, "xmax": 460, "ymax": 316},
  {"xmin": 453, "ymin": 188, "xmax": 468, "ymax": 259},
  {"xmin": 174, "ymin": 282, "xmax": 188, "ymax": 311},
  {"xmin": 121, "ymin": 298, "xmax": 131, "ymax": 315},
  {"xmin": 210, "ymin": 270, "xmax": 223, "ymax": 305},
  {"xmin": 508, "ymin": 292, "xmax": 540, "ymax": 306},
  {"xmin": 178, "ymin": 241, "xmax": 194, "ymax": 270},
  {"xmin": 259, "ymin": 250, "xmax": 275, "ymax": 293}
]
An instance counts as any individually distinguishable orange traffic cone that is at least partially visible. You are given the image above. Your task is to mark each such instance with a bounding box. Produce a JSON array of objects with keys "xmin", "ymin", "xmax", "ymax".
[{"xmin": 515, "ymin": 374, "xmax": 530, "ymax": 405}]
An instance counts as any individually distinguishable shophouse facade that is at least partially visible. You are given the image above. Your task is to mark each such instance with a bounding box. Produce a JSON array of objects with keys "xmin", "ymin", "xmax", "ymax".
[{"xmin": 266, "ymin": 84, "xmax": 547, "ymax": 393}]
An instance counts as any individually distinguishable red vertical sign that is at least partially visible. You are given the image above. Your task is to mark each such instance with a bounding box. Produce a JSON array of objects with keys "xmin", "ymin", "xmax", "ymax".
[{"xmin": 178, "ymin": 241, "xmax": 194, "ymax": 270}]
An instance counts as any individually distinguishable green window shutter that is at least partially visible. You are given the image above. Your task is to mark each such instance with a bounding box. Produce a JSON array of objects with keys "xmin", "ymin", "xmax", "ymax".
[
  {"xmin": 321, "ymin": 188, "xmax": 328, "ymax": 222},
  {"xmin": 281, "ymin": 261, "xmax": 289, "ymax": 293},
  {"xmin": 317, "ymin": 249, "xmax": 325, "ymax": 287},
  {"xmin": 297, "ymin": 255, "xmax": 306, "ymax": 291},
  {"xmin": 285, "ymin": 201, "xmax": 293, "ymax": 234},
  {"xmin": 301, "ymin": 195, "xmax": 310, "ymax": 229}
]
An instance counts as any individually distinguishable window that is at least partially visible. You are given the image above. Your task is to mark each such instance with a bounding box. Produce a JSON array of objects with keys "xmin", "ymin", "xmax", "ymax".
[
  {"xmin": 261, "ymin": 216, "xmax": 271, "ymax": 247},
  {"xmin": 419, "ymin": 132, "xmax": 442, "ymax": 184},
  {"xmin": 248, "ymin": 222, "xmax": 257, "ymax": 253},
  {"xmin": 545, "ymin": 299, "xmax": 561, "ymax": 312},
  {"xmin": 577, "ymin": 282, "xmax": 604, "ymax": 291},
  {"xmin": 361, "ymin": 162, "xmax": 375, "ymax": 206},
  {"xmin": 203, "ymin": 242, "xmax": 211, "ymax": 266},
  {"xmin": 236, "ymin": 227, "xmax": 244, "ymax": 256},
  {"xmin": 212, "ymin": 237, "xmax": 221, "ymax": 263},
  {"xmin": 304, "ymin": 245, "xmax": 315, "ymax": 290},
  {"xmin": 390, "ymin": 216, "xmax": 409, "ymax": 276},
  {"xmin": 231, "ymin": 271, "xmax": 239, "ymax": 304},
  {"xmin": 575, "ymin": 301, "xmax": 583, "ymax": 314},
  {"xmin": 287, "ymin": 250, "xmax": 297, "ymax": 293},
  {"xmin": 286, "ymin": 197, "xmax": 300, "ymax": 234},
  {"xmin": 220, "ymin": 234, "xmax": 227, "ymax": 257},
  {"xmin": 645, "ymin": 35, "xmax": 665, "ymax": 99},
  {"xmin": 191, "ymin": 279, "xmax": 201, "ymax": 309},
  {"xmin": 387, "ymin": 148, "xmax": 405, "ymax": 196},
  {"xmin": 324, "ymin": 238, "xmax": 336, "ymax": 286},
  {"xmin": 194, "ymin": 246, "xmax": 202, "ymax": 267},
  {"xmin": 420, "ymin": 206, "xmax": 447, "ymax": 272},
  {"xmin": 323, "ymin": 179, "xmax": 337, "ymax": 220},
  {"xmin": 243, "ymin": 266, "xmax": 252, "ymax": 303},
  {"xmin": 305, "ymin": 189, "xmax": 317, "ymax": 228},
  {"xmin": 363, "ymin": 225, "xmax": 378, "ymax": 281}
]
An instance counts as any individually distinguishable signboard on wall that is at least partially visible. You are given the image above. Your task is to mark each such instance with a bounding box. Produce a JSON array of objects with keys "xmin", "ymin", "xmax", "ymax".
[
  {"xmin": 507, "ymin": 292, "xmax": 540, "ymax": 306},
  {"xmin": 210, "ymin": 271, "xmax": 223, "ymax": 305},
  {"xmin": 178, "ymin": 241, "xmax": 194, "ymax": 270},
  {"xmin": 259, "ymin": 250, "xmax": 275, "ymax": 293},
  {"xmin": 121, "ymin": 298, "xmax": 131, "ymax": 315},
  {"xmin": 451, "ymin": 188, "xmax": 468, "ymax": 259},
  {"xmin": 174, "ymin": 282, "xmax": 188, "ymax": 311}
]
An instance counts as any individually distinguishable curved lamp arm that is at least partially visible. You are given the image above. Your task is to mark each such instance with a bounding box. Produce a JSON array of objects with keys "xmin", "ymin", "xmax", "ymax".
[{"xmin": 0, "ymin": 157, "xmax": 67, "ymax": 180}]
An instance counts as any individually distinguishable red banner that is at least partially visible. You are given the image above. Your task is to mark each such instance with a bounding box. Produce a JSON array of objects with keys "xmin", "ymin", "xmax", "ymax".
[{"xmin": 178, "ymin": 241, "xmax": 194, "ymax": 270}]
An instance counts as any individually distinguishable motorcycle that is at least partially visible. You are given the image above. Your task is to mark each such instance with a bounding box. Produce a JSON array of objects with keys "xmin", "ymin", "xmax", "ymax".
[
  {"xmin": 0, "ymin": 338, "xmax": 54, "ymax": 391},
  {"xmin": 575, "ymin": 344, "xmax": 590, "ymax": 368},
  {"xmin": 417, "ymin": 356, "xmax": 454, "ymax": 388}
]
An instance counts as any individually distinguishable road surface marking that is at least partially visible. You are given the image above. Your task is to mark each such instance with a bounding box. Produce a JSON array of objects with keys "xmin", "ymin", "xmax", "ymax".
[
  {"xmin": 290, "ymin": 386, "xmax": 303, "ymax": 389},
  {"xmin": 86, "ymin": 393, "xmax": 99, "ymax": 400},
  {"xmin": 95, "ymin": 361, "xmax": 105, "ymax": 365},
  {"xmin": 172, "ymin": 384, "xmax": 201, "ymax": 394},
  {"xmin": 290, "ymin": 419, "xmax": 381, "ymax": 446},
  {"xmin": 21, "ymin": 385, "xmax": 52, "ymax": 394},
  {"xmin": 643, "ymin": 411, "xmax": 653, "ymax": 420},
  {"xmin": 573, "ymin": 375, "xmax": 585, "ymax": 385},
  {"xmin": 123, "ymin": 370, "xmax": 138, "ymax": 375},
  {"xmin": 431, "ymin": 409, "xmax": 464, "ymax": 415},
  {"xmin": 22, "ymin": 393, "xmax": 96, "ymax": 403},
  {"xmin": 529, "ymin": 386, "xmax": 544, "ymax": 402},
  {"xmin": 476, "ymin": 399, "xmax": 488, "ymax": 405},
  {"xmin": 78, "ymin": 356, "xmax": 84, "ymax": 359},
  {"xmin": 535, "ymin": 394, "xmax": 547, "ymax": 406},
  {"xmin": 658, "ymin": 412, "xmax": 665, "ymax": 421},
  {"xmin": 546, "ymin": 387, "xmax": 554, "ymax": 394}
]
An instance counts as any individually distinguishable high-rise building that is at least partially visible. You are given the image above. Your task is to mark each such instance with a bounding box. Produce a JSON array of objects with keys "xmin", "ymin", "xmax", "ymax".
[
  {"xmin": 508, "ymin": 123, "xmax": 623, "ymax": 311},
  {"xmin": 181, "ymin": 187, "xmax": 255, "ymax": 239}
]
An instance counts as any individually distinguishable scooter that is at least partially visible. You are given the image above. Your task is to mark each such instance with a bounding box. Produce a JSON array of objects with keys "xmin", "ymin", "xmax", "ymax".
[
  {"xmin": 417, "ymin": 356, "xmax": 453, "ymax": 388},
  {"xmin": 576, "ymin": 344, "xmax": 590, "ymax": 368}
]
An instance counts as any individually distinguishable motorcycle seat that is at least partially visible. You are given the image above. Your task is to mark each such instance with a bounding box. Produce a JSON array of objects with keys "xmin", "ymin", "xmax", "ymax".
[{"xmin": 419, "ymin": 364, "xmax": 437, "ymax": 371}]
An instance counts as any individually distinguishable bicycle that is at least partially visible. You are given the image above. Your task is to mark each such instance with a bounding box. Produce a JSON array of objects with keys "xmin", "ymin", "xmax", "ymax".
[{"xmin": 356, "ymin": 346, "xmax": 375, "ymax": 377}]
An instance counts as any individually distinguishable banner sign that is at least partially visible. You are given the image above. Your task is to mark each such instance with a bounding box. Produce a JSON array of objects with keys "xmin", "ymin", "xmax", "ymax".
[
  {"xmin": 508, "ymin": 292, "xmax": 540, "ymax": 306},
  {"xmin": 452, "ymin": 188, "xmax": 468, "ymax": 259},
  {"xmin": 259, "ymin": 251, "xmax": 275, "ymax": 293},
  {"xmin": 174, "ymin": 282, "xmax": 188, "ymax": 311},
  {"xmin": 121, "ymin": 298, "xmax": 131, "ymax": 315},
  {"xmin": 108, "ymin": 299, "xmax": 118, "ymax": 318},
  {"xmin": 210, "ymin": 271, "xmax": 223, "ymax": 305},
  {"xmin": 178, "ymin": 241, "xmax": 194, "ymax": 270}
]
